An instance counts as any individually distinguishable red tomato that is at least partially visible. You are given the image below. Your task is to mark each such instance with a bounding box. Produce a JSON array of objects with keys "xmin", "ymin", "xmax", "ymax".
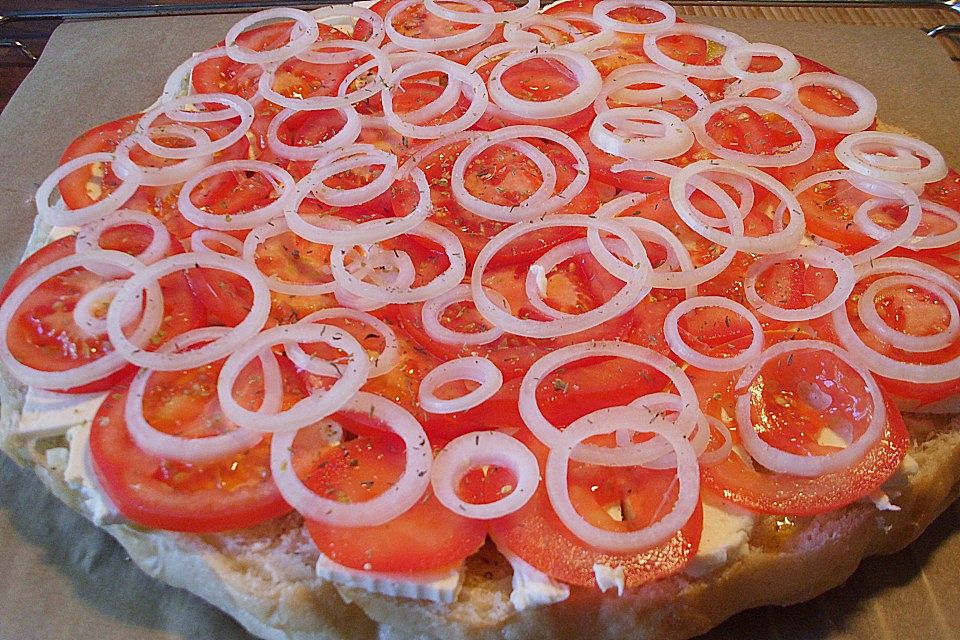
[
  {"xmin": 88, "ymin": 356, "xmax": 304, "ymax": 532},
  {"xmin": 2, "ymin": 227, "xmax": 206, "ymax": 394},
  {"xmin": 302, "ymin": 427, "xmax": 486, "ymax": 572},
  {"xmin": 690, "ymin": 331, "xmax": 909, "ymax": 515},
  {"xmin": 490, "ymin": 431, "xmax": 703, "ymax": 588}
]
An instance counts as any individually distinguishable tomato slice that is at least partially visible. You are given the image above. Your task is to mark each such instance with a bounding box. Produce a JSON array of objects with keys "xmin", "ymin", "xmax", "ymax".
[
  {"xmin": 690, "ymin": 331, "xmax": 909, "ymax": 515},
  {"xmin": 490, "ymin": 431, "xmax": 703, "ymax": 589},
  {"xmin": 88, "ymin": 355, "xmax": 304, "ymax": 532},
  {"xmin": 302, "ymin": 424, "xmax": 486, "ymax": 572},
  {"xmin": 3, "ymin": 226, "xmax": 206, "ymax": 394}
]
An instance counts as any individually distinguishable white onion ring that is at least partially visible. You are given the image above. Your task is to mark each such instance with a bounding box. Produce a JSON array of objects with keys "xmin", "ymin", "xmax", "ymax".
[
  {"xmin": 136, "ymin": 93, "xmax": 254, "ymax": 159},
  {"xmin": 431, "ymin": 431, "xmax": 539, "ymax": 519},
  {"xmin": 472, "ymin": 216, "xmax": 650, "ymax": 339},
  {"xmin": 107, "ymin": 252, "xmax": 270, "ymax": 370},
  {"xmin": 35, "ymin": 152, "xmax": 142, "ymax": 227},
  {"xmin": 0, "ymin": 251, "xmax": 159, "ymax": 390},
  {"xmin": 596, "ymin": 65, "xmax": 709, "ymax": 113},
  {"xmin": 305, "ymin": 145, "xmax": 399, "ymax": 207},
  {"xmin": 75, "ymin": 209, "xmax": 171, "ymax": 278},
  {"xmin": 687, "ymin": 97, "xmax": 815, "ymax": 167},
  {"xmin": 220, "ymin": 323, "xmax": 370, "ymax": 433},
  {"xmin": 309, "ymin": 5, "xmax": 386, "ymax": 62},
  {"xmin": 670, "ymin": 159, "xmax": 805, "ymax": 254},
  {"xmin": 519, "ymin": 340, "xmax": 700, "ymax": 465},
  {"xmin": 858, "ymin": 199, "xmax": 960, "ymax": 250},
  {"xmin": 420, "ymin": 284, "xmax": 510, "ymax": 346},
  {"xmin": 270, "ymin": 392, "xmax": 430, "ymax": 526},
  {"xmin": 487, "ymin": 49, "xmax": 601, "ymax": 120},
  {"xmin": 734, "ymin": 339, "xmax": 887, "ymax": 477},
  {"xmin": 744, "ymin": 246, "xmax": 856, "ymax": 322},
  {"xmin": 178, "ymin": 160, "xmax": 295, "ymax": 230},
  {"xmin": 418, "ymin": 357, "xmax": 504, "ymax": 414},
  {"xmin": 266, "ymin": 106, "xmax": 362, "ymax": 161},
  {"xmin": 333, "ymin": 244, "xmax": 418, "ymax": 312},
  {"xmin": 589, "ymin": 107, "xmax": 694, "ymax": 161},
  {"xmin": 858, "ymin": 274, "xmax": 960, "ymax": 353},
  {"xmin": 331, "ymin": 220, "xmax": 466, "ymax": 304},
  {"xmin": 546, "ymin": 405, "xmax": 700, "ymax": 552},
  {"xmin": 724, "ymin": 78, "xmax": 796, "ymax": 104},
  {"xmin": 592, "ymin": 0, "xmax": 676, "ymax": 34},
  {"xmin": 289, "ymin": 307, "xmax": 401, "ymax": 378},
  {"xmin": 190, "ymin": 229, "xmax": 243, "ymax": 256},
  {"xmin": 72, "ymin": 280, "xmax": 123, "ymax": 338},
  {"xmin": 242, "ymin": 217, "xmax": 337, "ymax": 297},
  {"xmin": 790, "ymin": 72, "xmax": 877, "ymax": 134},
  {"xmin": 124, "ymin": 326, "xmax": 274, "ymax": 463},
  {"xmin": 451, "ymin": 125, "xmax": 588, "ymax": 222},
  {"xmin": 643, "ymin": 24, "xmax": 747, "ymax": 79},
  {"xmin": 721, "ymin": 42, "xmax": 800, "ymax": 82},
  {"xmin": 225, "ymin": 8, "xmax": 319, "ymax": 65},
  {"xmin": 385, "ymin": 0, "xmax": 495, "ymax": 52},
  {"xmin": 114, "ymin": 124, "xmax": 213, "ymax": 187},
  {"xmin": 425, "ymin": 0, "xmax": 539, "ymax": 24},
  {"xmin": 834, "ymin": 131, "xmax": 948, "ymax": 185},
  {"xmin": 663, "ymin": 296, "xmax": 764, "ymax": 372}
]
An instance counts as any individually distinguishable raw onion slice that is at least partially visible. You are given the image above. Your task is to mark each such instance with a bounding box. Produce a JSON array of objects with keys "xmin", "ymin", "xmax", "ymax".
[
  {"xmin": 225, "ymin": 8, "xmax": 319, "ymax": 65},
  {"xmin": 743, "ymin": 246, "xmax": 856, "ymax": 321},
  {"xmin": 72, "ymin": 281, "xmax": 123, "ymax": 338},
  {"xmin": 831, "ymin": 257, "xmax": 960, "ymax": 383},
  {"xmin": 612, "ymin": 393, "xmax": 711, "ymax": 469},
  {"xmin": 333, "ymin": 244, "xmax": 418, "ymax": 312},
  {"xmin": 503, "ymin": 13, "xmax": 615, "ymax": 53},
  {"xmin": 858, "ymin": 275, "xmax": 959, "ymax": 353},
  {"xmin": 0, "ymin": 250, "xmax": 160, "ymax": 390},
  {"xmin": 687, "ymin": 97, "xmax": 815, "ymax": 167},
  {"xmin": 382, "ymin": 58, "xmax": 488, "ymax": 139},
  {"xmin": 545, "ymin": 404, "xmax": 700, "ymax": 552},
  {"xmin": 288, "ymin": 307, "xmax": 401, "ymax": 378},
  {"xmin": 724, "ymin": 78, "xmax": 796, "ymax": 104},
  {"xmin": 472, "ymin": 216, "xmax": 650, "ymax": 339},
  {"xmin": 487, "ymin": 49, "xmax": 601, "ymax": 119},
  {"xmin": 790, "ymin": 72, "xmax": 877, "ymax": 134},
  {"xmin": 308, "ymin": 5, "xmax": 386, "ymax": 61},
  {"xmin": 421, "ymin": 284, "xmax": 510, "ymax": 346},
  {"xmin": 589, "ymin": 107, "xmax": 694, "ymax": 161},
  {"xmin": 670, "ymin": 159, "xmax": 805, "ymax": 254},
  {"xmin": 270, "ymin": 392, "xmax": 431, "ymax": 526},
  {"xmin": 902, "ymin": 200, "xmax": 960, "ymax": 249},
  {"xmin": 385, "ymin": 0, "xmax": 495, "ymax": 52},
  {"xmin": 525, "ymin": 237, "xmax": 620, "ymax": 319},
  {"xmin": 178, "ymin": 160, "xmax": 295, "ymax": 230},
  {"xmin": 663, "ymin": 296, "xmax": 764, "ymax": 372},
  {"xmin": 418, "ymin": 357, "xmax": 504, "ymax": 414},
  {"xmin": 107, "ymin": 252, "xmax": 270, "ymax": 370},
  {"xmin": 431, "ymin": 431, "xmax": 539, "ymax": 519},
  {"xmin": 124, "ymin": 326, "xmax": 274, "ymax": 463},
  {"xmin": 190, "ymin": 229, "xmax": 243, "ymax": 256},
  {"xmin": 834, "ymin": 131, "xmax": 948, "ymax": 185},
  {"xmin": 304, "ymin": 144, "xmax": 399, "ymax": 208},
  {"xmin": 114, "ymin": 124, "xmax": 213, "ymax": 187},
  {"xmin": 35, "ymin": 152, "xmax": 142, "ymax": 227},
  {"xmin": 331, "ymin": 221, "xmax": 466, "ymax": 304},
  {"xmin": 721, "ymin": 42, "xmax": 800, "ymax": 82},
  {"xmin": 75, "ymin": 209, "xmax": 171, "ymax": 277},
  {"xmin": 425, "ymin": 0, "xmax": 539, "ymax": 24},
  {"xmin": 592, "ymin": 0, "xmax": 676, "ymax": 34},
  {"xmin": 734, "ymin": 339, "xmax": 887, "ymax": 477},
  {"xmin": 451, "ymin": 126, "xmax": 588, "ymax": 222},
  {"xmin": 136, "ymin": 93, "xmax": 254, "ymax": 159},
  {"xmin": 242, "ymin": 217, "xmax": 337, "ymax": 297},
  {"xmin": 260, "ymin": 40, "xmax": 390, "ymax": 111},
  {"xmin": 596, "ymin": 65, "xmax": 709, "ymax": 113},
  {"xmin": 519, "ymin": 341, "xmax": 700, "ymax": 465},
  {"xmin": 220, "ymin": 323, "xmax": 370, "ymax": 433},
  {"xmin": 266, "ymin": 106, "xmax": 362, "ymax": 161},
  {"xmin": 643, "ymin": 24, "xmax": 747, "ymax": 79}
]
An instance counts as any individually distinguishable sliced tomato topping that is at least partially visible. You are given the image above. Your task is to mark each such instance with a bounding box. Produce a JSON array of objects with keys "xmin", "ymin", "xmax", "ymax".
[{"xmin": 88, "ymin": 355, "xmax": 303, "ymax": 532}]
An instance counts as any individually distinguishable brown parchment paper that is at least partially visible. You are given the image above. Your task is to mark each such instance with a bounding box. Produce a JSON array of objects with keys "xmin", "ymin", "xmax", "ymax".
[{"xmin": 0, "ymin": 12, "xmax": 958, "ymax": 640}]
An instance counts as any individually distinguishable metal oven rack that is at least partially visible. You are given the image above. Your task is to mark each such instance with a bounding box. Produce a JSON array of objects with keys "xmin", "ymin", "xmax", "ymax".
[{"xmin": 1, "ymin": 0, "xmax": 958, "ymax": 63}]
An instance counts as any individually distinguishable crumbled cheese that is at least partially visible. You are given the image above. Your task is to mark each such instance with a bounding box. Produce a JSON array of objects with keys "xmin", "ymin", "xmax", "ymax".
[
  {"xmin": 17, "ymin": 388, "xmax": 105, "ymax": 441},
  {"xmin": 685, "ymin": 498, "xmax": 756, "ymax": 578},
  {"xmin": 64, "ymin": 424, "xmax": 125, "ymax": 525},
  {"xmin": 593, "ymin": 563, "xmax": 626, "ymax": 596},
  {"xmin": 498, "ymin": 547, "xmax": 569, "ymax": 611},
  {"xmin": 315, "ymin": 553, "xmax": 463, "ymax": 603}
]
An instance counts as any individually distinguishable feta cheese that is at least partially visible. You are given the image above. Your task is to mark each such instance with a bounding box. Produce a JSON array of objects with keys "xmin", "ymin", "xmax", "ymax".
[
  {"xmin": 593, "ymin": 563, "xmax": 625, "ymax": 596},
  {"xmin": 685, "ymin": 498, "xmax": 756, "ymax": 578},
  {"xmin": 315, "ymin": 553, "xmax": 463, "ymax": 603},
  {"xmin": 64, "ymin": 424, "xmax": 125, "ymax": 525},
  {"xmin": 17, "ymin": 388, "xmax": 105, "ymax": 440},
  {"xmin": 499, "ymin": 547, "xmax": 569, "ymax": 611}
]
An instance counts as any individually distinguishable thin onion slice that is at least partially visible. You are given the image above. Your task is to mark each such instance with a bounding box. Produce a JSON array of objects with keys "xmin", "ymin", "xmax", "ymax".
[
  {"xmin": 36, "ymin": 152, "xmax": 142, "ymax": 227},
  {"xmin": 431, "ymin": 431, "xmax": 539, "ymax": 519},
  {"xmin": 487, "ymin": 48, "xmax": 601, "ymax": 119},
  {"xmin": 178, "ymin": 160, "xmax": 295, "ymax": 230},
  {"xmin": 385, "ymin": 0, "xmax": 495, "ymax": 52},
  {"xmin": 418, "ymin": 357, "xmax": 504, "ymax": 414},
  {"xmin": 242, "ymin": 217, "xmax": 337, "ymax": 297},
  {"xmin": 734, "ymin": 339, "xmax": 887, "ymax": 477},
  {"xmin": 589, "ymin": 107, "xmax": 694, "ymax": 161},
  {"xmin": 592, "ymin": 0, "xmax": 676, "ymax": 34},
  {"xmin": 270, "ymin": 392, "xmax": 430, "ymax": 526},
  {"xmin": 744, "ymin": 246, "xmax": 856, "ymax": 321},
  {"xmin": 266, "ymin": 106, "xmax": 362, "ymax": 161},
  {"xmin": 643, "ymin": 24, "xmax": 747, "ymax": 79},
  {"xmin": 420, "ymin": 284, "xmax": 510, "ymax": 346},
  {"xmin": 790, "ymin": 72, "xmax": 877, "ymax": 134},
  {"xmin": 136, "ymin": 93, "xmax": 254, "ymax": 159},
  {"xmin": 835, "ymin": 131, "xmax": 948, "ymax": 185},
  {"xmin": 289, "ymin": 308, "xmax": 401, "ymax": 378},
  {"xmin": 858, "ymin": 275, "xmax": 960, "ymax": 353},
  {"xmin": 425, "ymin": 0, "xmax": 539, "ymax": 24},
  {"xmin": 75, "ymin": 209, "xmax": 171, "ymax": 278},
  {"xmin": 663, "ymin": 296, "xmax": 764, "ymax": 371},
  {"xmin": 721, "ymin": 42, "xmax": 800, "ymax": 82},
  {"xmin": 114, "ymin": 124, "xmax": 213, "ymax": 187},
  {"xmin": 225, "ymin": 8, "xmax": 319, "ymax": 65}
]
